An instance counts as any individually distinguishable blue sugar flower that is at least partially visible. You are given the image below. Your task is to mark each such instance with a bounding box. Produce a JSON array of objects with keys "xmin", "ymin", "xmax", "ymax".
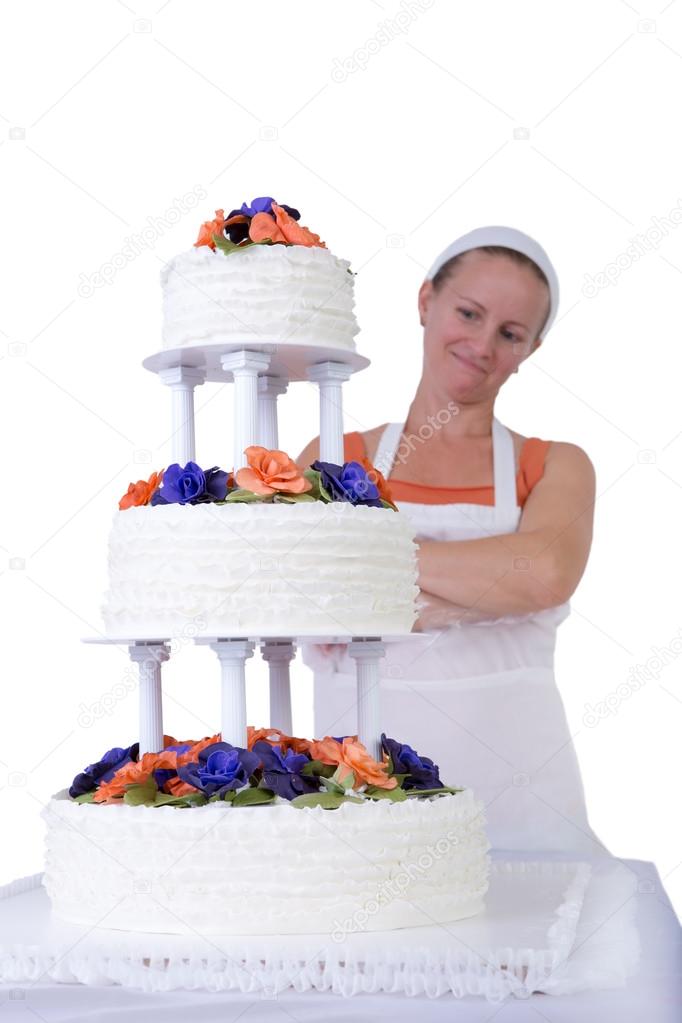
[
  {"xmin": 150, "ymin": 462, "xmax": 229, "ymax": 506},
  {"xmin": 311, "ymin": 460, "xmax": 382, "ymax": 508},
  {"xmin": 177, "ymin": 742, "xmax": 259, "ymax": 797}
]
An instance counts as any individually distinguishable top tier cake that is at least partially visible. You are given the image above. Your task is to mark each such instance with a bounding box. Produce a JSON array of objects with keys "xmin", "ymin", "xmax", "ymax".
[
  {"xmin": 161, "ymin": 198, "xmax": 359, "ymax": 352},
  {"xmin": 102, "ymin": 196, "xmax": 417, "ymax": 639}
]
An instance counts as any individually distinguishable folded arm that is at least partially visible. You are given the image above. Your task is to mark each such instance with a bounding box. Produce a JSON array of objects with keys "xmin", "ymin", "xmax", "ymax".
[{"xmin": 417, "ymin": 442, "xmax": 596, "ymax": 617}]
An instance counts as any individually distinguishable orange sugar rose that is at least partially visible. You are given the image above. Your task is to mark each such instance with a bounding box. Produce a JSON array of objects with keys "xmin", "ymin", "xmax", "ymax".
[
  {"xmin": 93, "ymin": 750, "xmax": 179, "ymax": 803},
  {"xmin": 338, "ymin": 738, "xmax": 397, "ymax": 789},
  {"xmin": 248, "ymin": 204, "xmax": 326, "ymax": 248},
  {"xmin": 119, "ymin": 470, "xmax": 164, "ymax": 511},
  {"xmin": 247, "ymin": 726, "xmax": 312, "ymax": 755},
  {"xmin": 272, "ymin": 203, "xmax": 326, "ymax": 248},
  {"xmin": 177, "ymin": 734, "xmax": 221, "ymax": 766},
  {"xmin": 307, "ymin": 736, "xmax": 347, "ymax": 766},
  {"xmin": 195, "ymin": 209, "xmax": 227, "ymax": 249},
  {"xmin": 249, "ymin": 212, "xmax": 287, "ymax": 244},
  {"xmin": 164, "ymin": 776, "xmax": 197, "ymax": 797},
  {"xmin": 236, "ymin": 446, "xmax": 312, "ymax": 496}
]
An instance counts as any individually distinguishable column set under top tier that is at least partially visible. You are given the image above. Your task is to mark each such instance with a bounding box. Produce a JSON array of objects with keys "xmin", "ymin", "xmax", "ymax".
[
  {"xmin": 157, "ymin": 348, "xmax": 354, "ymax": 470},
  {"xmin": 125, "ymin": 345, "xmax": 386, "ymax": 760}
]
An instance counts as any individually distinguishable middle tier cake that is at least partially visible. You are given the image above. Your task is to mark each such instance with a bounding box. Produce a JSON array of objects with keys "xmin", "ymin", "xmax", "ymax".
[{"xmin": 103, "ymin": 501, "xmax": 418, "ymax": 638}]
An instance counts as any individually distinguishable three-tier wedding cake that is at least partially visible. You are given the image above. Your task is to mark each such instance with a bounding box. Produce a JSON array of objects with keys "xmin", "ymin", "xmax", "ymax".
[{"xmin": 42, "ymin": 196, "xmax": 491, "ymax": 937}]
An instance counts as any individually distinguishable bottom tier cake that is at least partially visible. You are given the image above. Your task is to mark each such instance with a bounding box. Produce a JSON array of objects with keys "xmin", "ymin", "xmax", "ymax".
[{"xmin": 42, "ymin": 790, "xmax": 490, "ymax": 936}]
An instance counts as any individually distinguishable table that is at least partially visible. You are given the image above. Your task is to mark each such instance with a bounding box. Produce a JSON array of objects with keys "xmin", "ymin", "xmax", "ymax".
[{"xmin": 0, "ymin": 854, "xmax": 679, "ymax": 1022}]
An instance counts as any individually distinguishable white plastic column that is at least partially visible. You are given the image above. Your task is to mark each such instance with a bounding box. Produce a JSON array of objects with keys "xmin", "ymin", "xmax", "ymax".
[
  {"xmin": 209, "ymin": 639, "xmax": 254, "ymax": 747},
  {"xmin": 158, "ymin": 367, "xmax": 205, "ymax": 466},
  {"xmin": 221, "ymin": 350, "xmax": 271, "ymax": 471},
  {"xmin": 348, "ymin": 639, "xmax": 386, "ymax": 760},
  {"xmin": 257, "ymin": 376, "xmax": 288, "ymax": 450},
  {"xmin": 261, "ymin": 640, "xmax": 295, "ymax": 734},
  {"xmin": 128, "ymin": 642, "xmax": 170, "ymax": 755},
  {"xmin": 307, "ymin": 362, "xmax": 352, "ymax": 464}
]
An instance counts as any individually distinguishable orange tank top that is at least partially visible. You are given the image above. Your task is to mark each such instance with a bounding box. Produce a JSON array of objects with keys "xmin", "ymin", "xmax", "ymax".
[{"xmin": 342, "ymin": 431, "xmax": 550, "ymax": 507}]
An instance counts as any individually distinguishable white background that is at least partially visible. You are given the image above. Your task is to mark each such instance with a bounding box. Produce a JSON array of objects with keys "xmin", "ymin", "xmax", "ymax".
[{"xmin": 0, "ymin": 0, "xmax": 680, "ymax": 918}]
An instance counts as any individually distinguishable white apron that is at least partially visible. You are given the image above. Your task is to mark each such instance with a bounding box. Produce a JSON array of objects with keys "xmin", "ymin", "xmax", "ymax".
[{"xmin": 308, "ymin": 418, "xmax": 604, "ymax": 853}]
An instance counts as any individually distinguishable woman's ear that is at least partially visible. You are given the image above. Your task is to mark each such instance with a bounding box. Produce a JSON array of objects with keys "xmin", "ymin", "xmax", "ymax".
[{"xmin": 418, "ymin": 279, "xmax": 434, "ymax": 327}]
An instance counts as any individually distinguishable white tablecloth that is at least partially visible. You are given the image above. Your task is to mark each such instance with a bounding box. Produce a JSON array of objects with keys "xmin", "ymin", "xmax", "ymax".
[{"xmin": 0, "ymin": 853, "xmax": 679, "ymax": 1022}]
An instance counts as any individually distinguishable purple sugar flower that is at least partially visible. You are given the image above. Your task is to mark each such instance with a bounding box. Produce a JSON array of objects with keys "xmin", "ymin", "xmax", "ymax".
[
  {"xmin": 235, "ymin": 197, "xmax": 301, "ymax": 221},
  {"xmin": 251, "ymin": 740, "xmax": 319, "ymax": 801},
  {"xmin": 69, "ymin": 743, "xmax": 139, "ymax": 799},
  {"xmin": 240, "ymin": 196, "xmax": 276, "ymax": 218},
  {"xmin": 380, "ymin": 734, "xmax": 443, "ymax": 791}
]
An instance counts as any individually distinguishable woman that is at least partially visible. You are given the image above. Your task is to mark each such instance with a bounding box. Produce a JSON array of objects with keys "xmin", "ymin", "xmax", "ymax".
[{"xmin": 299, "ymin": 225, "xmax": 604, "ymax": 854}]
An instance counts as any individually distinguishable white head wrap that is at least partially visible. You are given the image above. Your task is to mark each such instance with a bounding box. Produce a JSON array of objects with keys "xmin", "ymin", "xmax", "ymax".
[{"xmin": 424, "ymin": 225, "xmax": 560, "ymax": 340}]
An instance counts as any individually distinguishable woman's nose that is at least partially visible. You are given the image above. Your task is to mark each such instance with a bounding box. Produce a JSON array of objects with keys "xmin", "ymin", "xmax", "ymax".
[{"xmin": 466, "ymin": 325, "xmax": 497, "ymax": 360}]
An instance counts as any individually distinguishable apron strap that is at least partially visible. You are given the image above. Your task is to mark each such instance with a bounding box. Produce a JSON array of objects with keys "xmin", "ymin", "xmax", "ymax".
[
  {"xmin": 371, "ymin": 418, "xmax": 519, "ymax": 511},
  {"xmin": 492, "ymin": 417, "xmax": 518, "ymax": 513},
  {"xmin": 373, "ymin": 422, "xmax": 403, "ymax": 478}
]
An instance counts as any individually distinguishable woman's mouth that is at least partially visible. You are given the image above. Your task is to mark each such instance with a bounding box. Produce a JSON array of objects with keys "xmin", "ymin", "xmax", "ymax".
[{"xmin": 452, "ymin": 351, "xmax": 485, "ymax": 374}]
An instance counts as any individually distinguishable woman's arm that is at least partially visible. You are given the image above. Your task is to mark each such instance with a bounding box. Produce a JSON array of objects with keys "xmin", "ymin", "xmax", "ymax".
[
  {"xmin": 296, "ymin": 436, "xmax": 321, "ymax": 467},
  {"xmin": 417, "ymin": 442, "xmax": 596, "ymax": 616}
]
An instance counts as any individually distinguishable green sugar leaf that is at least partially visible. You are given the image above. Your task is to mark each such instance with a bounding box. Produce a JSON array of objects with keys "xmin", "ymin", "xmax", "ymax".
[
  {"xmin": 364, "ymin": 785, "xmax": 408, "ymax": 801},
  {"xmin": 272, "ymin": 492, "xmax": 317, "ymax": 503},
  {"xmin": 232, "ymin": 786, "xmax": 275, "ymax": 806},
  {"xmin": 405, "ymin": 786, "xmax": 463, "ymax": 798},
  {"xmin": 73, "ymin": 791, "xmax": 96, "ymax": 804},
  {"xmin": 301, "ymin": 759, "xmax": 336, "ymax": 778},
  {"xmin": 123, "ymin": 776, "xmax": 158, "ymax": 806},
  {"xmin": 291, "ymin": 792, "xmax": 362, "ymax": 810},
  {"xmin": 152, "ymin": 791, "xmax": 207, "ymax": 808},
  {"xmin": 223, "ymin": 489, "xmax": 269, "ymax": 503}
]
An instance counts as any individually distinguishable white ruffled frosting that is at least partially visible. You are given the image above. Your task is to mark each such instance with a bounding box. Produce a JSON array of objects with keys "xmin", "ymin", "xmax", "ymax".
[
  {"xmin": 161, "ymin": 244, "xmax": 359, "ymax": 351},
  {"xmin": 42, "ymin": 790, "xmax": 491, "ymax": 936},
  {"xmin": 102, "ymin": 502, "xmax": 418, "ymax": 638}
]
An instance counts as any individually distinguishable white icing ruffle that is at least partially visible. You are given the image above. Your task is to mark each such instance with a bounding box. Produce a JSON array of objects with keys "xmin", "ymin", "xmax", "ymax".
[
  {"xmin": 161, "ymin": 244, "xmax": 358, "ymax": 351},
  {"xmin": 42, "ymin": 789, "xmax": 490, "ymax": 936},
  {"xmin": 102, "ymin": 501, "xmax": 419, "ymax": 638}
]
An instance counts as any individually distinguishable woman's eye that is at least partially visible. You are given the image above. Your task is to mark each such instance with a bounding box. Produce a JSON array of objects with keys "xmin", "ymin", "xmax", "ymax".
[
  {"xmin": 502, "ymin": 329, "xmax": 517, "ymax": 341},
  {"xmin": 458, "ymin": 308, "xmax": 475, "ymax": 319}
]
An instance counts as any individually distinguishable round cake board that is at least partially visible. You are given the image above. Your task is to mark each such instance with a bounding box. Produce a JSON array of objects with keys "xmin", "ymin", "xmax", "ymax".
[
  {"xmin": 142, "ymin": 342, "xmax": 370, "ymax": 383},
  {"xmin": 81, "ymin": 633, "xmax": 423, "ymax": 644},
  {"xmin": 0, "ymin": 857, "xmax": 639, "ymax": 1001}
]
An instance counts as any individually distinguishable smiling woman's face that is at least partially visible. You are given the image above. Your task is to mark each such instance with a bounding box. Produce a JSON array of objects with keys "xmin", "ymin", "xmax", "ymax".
[{"xmin": 417, "ymin": 250, "xmax": 551, "ymax": 402}]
